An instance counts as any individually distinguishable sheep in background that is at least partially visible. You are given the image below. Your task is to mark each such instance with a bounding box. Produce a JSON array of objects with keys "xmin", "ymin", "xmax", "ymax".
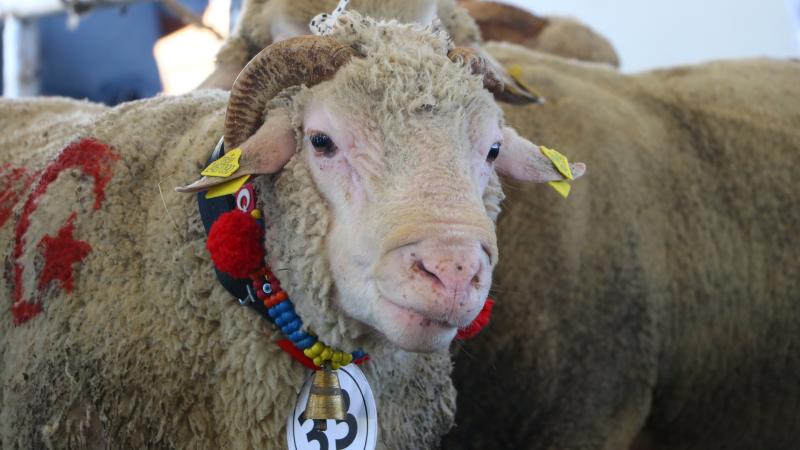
[
  {"xmin": 443, "ymin": 44, "xmax": 800, "ymax": 449},
  {"xmin": 0, "ymin": 13, "xmax": 581, "ymax": 448},
  {"xmin": 458, "ymin": 1, "xmax": 620, "ymax": 67},
  {"xmin": 201, "ymin": 0, "xmax": 469, "ymax": 89},
  {"xmin": 199, "ymin": 0, "xmax": 611, "ymax": 101}
]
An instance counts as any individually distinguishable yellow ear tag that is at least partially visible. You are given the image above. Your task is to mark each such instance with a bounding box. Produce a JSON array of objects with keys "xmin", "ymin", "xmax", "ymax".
[
  {"xmin": 201, "ymin": 148, "xmax": 242, "ymax": 178},
  {"xmin": 540, "ymin": 146, "xmax": 574, "ymax": 180},
  {"xmin": 548, "ymin": 180, "xmax": 571, "ymax": 198},
  {"xmin": 205, "ymin": 175, "xmax": 250, "ymax": 199}
]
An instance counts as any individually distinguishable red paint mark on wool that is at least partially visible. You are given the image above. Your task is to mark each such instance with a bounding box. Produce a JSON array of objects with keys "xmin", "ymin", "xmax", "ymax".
[
  {"xmin": 0, "ymin": 164, "xmax": 34, "ymax": 227},
  {"xmin": 37, "ymin": 213, "xmax": 92, "ymax": 293},
  {"xmin": 11, "ymin": 138, "xmax": 120, "ymax": 325}
]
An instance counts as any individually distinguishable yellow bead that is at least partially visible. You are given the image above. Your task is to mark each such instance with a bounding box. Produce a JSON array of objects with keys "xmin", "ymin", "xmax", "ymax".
[
  {"xmin": 320, "ymin": 348, "xmax": 333, "ymax": 361},
  {"xmin": 313, "ymin": 356, "xmax": 323, "ymax": 367},
  {"xmin": 306, "ymin": 342, "xmax": 324, "ymax": 357},
  {"xmin": 250, "ymin": 209, "xmax": 263, "ymax": 219},
  {"xmin": 332, "ymin": 352, "xmax": 342, "ymax": 363},
  {"xmin": 341, "ymin": 353, "xmax": 353, "ymax": 365},
  {"xmin": 331, "ymin": 362, "xmax": 341, "ymax": 370}
]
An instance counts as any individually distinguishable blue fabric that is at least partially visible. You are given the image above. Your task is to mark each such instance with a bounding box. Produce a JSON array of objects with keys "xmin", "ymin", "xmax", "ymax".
[{"xmin": 37, "ymin": 0, "xmax": 207, "ymax": 105}]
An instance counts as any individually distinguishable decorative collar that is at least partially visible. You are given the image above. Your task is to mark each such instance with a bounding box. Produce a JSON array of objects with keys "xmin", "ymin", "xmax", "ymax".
[{"xmin": 197, "ymin": 138, "xmax": 367, "ymax": 370}]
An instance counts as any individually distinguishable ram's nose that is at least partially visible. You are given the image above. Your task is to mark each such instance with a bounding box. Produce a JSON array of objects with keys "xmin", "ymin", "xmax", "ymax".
[
  {"xmin": 404, "ymin": 238, "xmax": 491, "ymax": 316},
  {"xmin": 412, "ymin": 247, "xmax": 484, "ymax": 295}
]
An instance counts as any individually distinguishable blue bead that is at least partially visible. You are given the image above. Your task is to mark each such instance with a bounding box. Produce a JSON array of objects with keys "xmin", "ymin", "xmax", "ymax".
[
  {"xmin": 267, "ymin": 307, "xmax": 280, "ymax": 319},
  {"xmin": 280, "ymin": 311, "xmax": 296, "ymax": 323},
  {"xmin": 283, "ymin": 320, "xmax": 301, "ymax": 334},
  {"xmin": 296, "ymin": 336, "xmax": 316, "ymax": 349},
  {"xmin": 289, "ymin": 330, "xmax": 307, "ymax": 342},
  {"xmin": 275, "ymin": 315, "xmax": 287, "ymax": 327},
  {"xmin": 275, "ymin": 301, "xmax": 293, "ymax": 313}
]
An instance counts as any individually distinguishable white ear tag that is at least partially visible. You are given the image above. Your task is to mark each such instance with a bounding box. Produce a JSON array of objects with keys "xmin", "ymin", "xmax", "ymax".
[{"xmin": 288, "ymin": 364, "xmax": 378, "ymax": 450}]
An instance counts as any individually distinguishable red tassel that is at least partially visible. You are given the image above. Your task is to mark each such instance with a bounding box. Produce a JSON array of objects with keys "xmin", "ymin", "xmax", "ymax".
[
  {"xmin": 207, "ymin": 210, "xmax": 265, "ymax": 279},
  {"xmin": 456, "ymin": 298, "xmax": 494, "ymax": 340}
]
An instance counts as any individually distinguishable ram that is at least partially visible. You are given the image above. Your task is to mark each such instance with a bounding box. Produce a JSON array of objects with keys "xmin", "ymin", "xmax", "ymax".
[
  {"xmin": 445, "ymin": 45, "xmax": 800, "ymax": 449},
  {"xmin": 0, "ymin": 13, "xmax": 580, "ymax": 449}
]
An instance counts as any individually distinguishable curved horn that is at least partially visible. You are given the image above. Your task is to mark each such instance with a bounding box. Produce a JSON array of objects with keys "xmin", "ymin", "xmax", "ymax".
[
  {"xmin": 225, "ymin": 35, "xmax": 358, "ymax": 150},
  {"xmin": 448, "ymin": 47, "xmax": 504, "ymax": 94},
  {"xmin": 448, "ymin": 46, "xmax": 542, "ymax": 104}
]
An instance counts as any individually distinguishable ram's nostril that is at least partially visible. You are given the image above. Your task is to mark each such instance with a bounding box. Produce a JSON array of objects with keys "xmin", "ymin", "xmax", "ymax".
[
  {"xmin": 471, "ymin": 275, "xmax": 481, "ymax": 288},
  {"xmin": 412, "ymin": 260, "xmax": 444, "ymax": 286}
]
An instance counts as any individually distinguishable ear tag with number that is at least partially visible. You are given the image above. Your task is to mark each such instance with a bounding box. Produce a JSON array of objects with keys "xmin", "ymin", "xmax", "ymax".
[
  {"xmin": 201, "ymin": 148, "xmax": 242, "ymax": 177},
  {"xmin": 288, "ymin": 364, "xmax": 378, "ymax": 450}
]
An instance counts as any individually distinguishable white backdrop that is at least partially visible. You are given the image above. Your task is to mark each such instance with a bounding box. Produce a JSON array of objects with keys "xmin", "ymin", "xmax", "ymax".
[{"xmin": 504, "ymin": 0, "xmax": 800, "ymax": 72}]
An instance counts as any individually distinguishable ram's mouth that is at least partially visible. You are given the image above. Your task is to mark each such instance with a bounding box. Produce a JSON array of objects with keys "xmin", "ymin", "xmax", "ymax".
[{"xmin": 378, "ymin": 295, "xmax": 458, "ymax": 330}]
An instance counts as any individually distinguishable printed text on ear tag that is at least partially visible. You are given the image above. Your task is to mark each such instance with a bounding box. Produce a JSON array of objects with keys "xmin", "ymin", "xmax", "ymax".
[
  {"xmin": 205, "ymin": 175, "xmax": 250, "ymax": 199},
  {"xmin": 548, "ymin": 180, "xmax": 571, "ymax": 198},
  {"xmin": 201, "ymin": 148, "xmax": 242, "ymax": 177},
  {"xmin": 540, "ymin": 146, "xmax": 574, "ymax": 180}
]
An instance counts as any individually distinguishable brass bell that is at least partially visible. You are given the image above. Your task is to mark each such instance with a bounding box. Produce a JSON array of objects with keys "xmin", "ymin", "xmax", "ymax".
[{"xmin": 304, "ymin": 366, "xmax": 346, "ymax": 431}]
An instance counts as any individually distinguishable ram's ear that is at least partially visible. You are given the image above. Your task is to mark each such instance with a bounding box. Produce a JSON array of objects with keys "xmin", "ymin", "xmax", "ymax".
[
  {"xmin": 176, "ymin": 109, "xmax": 295, "ymax": 193},
  {"xmin": 495, "ymin": 127, "xmax": 586, "ymax": 182}
]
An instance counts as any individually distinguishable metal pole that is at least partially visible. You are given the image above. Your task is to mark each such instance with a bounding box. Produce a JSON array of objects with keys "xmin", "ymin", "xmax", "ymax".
[{"xmin": 2, "ymin": 15, "xmax": 39, "ymax": 97}]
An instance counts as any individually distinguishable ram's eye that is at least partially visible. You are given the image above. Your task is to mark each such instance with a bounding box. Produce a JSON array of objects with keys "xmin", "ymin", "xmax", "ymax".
[
  {"xmin": 487, "ymin": 142, "xmax": 501, "ymax": 162},
  {"xmin": 310, "ymin": 133, "xmax": 336, "ymax": 157}
]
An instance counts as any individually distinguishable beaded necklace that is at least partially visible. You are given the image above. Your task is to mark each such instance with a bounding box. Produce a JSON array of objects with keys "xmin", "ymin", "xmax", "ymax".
[
  {"xmin": 243, "ymin": 252, "xmax": 368, "ymax": 370},
  {"xmin": 195, "ymin": 137, "xmax": 369, "ymax": 372}
]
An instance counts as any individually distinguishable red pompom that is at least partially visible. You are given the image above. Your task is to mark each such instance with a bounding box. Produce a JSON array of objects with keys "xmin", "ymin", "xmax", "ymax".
[
  {"xmin": 456, "ymin": 298, "xmax": 494, "ymax": 340},
  {"xmin": 206, "ymin": 210, "xmax": 265, "ymax": 279}
]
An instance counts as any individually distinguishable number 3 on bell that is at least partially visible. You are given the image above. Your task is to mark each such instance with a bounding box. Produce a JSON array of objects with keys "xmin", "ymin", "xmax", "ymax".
[{"xmin": 288, "ymin": 364, "xmax": 378, "ymax": 450}]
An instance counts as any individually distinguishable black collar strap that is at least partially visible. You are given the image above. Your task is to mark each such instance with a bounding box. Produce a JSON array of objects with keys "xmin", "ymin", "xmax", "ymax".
[{"xmin": 197, "ymin": 138, "xmax": 270, "ymax": 318}]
